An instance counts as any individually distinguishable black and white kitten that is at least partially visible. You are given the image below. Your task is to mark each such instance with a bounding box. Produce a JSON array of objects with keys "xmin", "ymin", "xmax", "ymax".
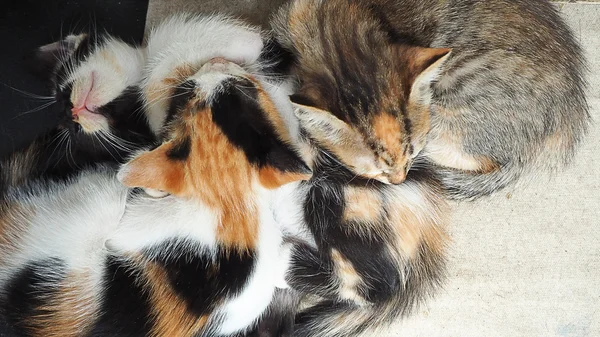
[{"xmin": 1, "ymin": 33, "xmax": 154, "ymax": 192}]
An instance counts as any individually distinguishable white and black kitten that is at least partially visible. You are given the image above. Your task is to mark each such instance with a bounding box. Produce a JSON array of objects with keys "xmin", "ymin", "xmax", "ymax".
[{"xmin": 1, "ymin": 33, "xmax": 154, "ymax": 192}]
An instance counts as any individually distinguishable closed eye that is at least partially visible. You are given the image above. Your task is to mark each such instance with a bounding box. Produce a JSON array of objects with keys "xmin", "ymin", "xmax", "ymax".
[{"xmin": 143, "ymin": 188, "xmax": 170, "ymax": 198}]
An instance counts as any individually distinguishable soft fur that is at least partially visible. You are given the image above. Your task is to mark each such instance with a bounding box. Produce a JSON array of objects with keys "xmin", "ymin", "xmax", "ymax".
[
  {"xmin": 271, "ymin": 0, "xmax": 590, "ymax": 200},
  {"xmin": 260, "ymin": 148, "xmax": 449, "ymax": 337},
  {"xmin": 0, "ymin": 33, "xmax": 154, "ymax": 193},
  {"xmin": 0, "ymin": 15, "xmax": 311, "ymax": 337}
]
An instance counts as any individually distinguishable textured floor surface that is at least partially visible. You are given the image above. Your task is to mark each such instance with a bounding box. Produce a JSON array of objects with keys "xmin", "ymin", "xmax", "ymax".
[{"xmin": 148, "ymin": 2, "xmax": 600, "ymax": 336}]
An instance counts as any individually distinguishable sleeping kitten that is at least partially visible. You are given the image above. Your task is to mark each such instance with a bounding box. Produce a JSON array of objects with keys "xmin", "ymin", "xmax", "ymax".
[
  {"xmin": 0, "ymin": 14, "xmax": 311, "ymax": 337},
  {"xmin": 271, "ymin": 0, "xmax": 590, "ymax": 199},
  {"xmin": 254, "ymin": 130, "xmax": 449, "ymax": 337},
  {"xmin": 0, "ymin": 33, "xmax": 154, "ymax": 192}
]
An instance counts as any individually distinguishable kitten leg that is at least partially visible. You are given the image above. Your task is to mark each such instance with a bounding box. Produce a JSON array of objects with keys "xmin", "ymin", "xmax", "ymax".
[{"xmin": 424, "ymin": 132, "xmax": 500, "ymax": 174}]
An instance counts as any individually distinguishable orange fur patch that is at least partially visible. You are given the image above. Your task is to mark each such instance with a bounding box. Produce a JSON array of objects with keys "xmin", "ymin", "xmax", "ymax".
[
  {"xmin": 0, "ymin": 202, "xmax": 30, "ymax": 266},
  {"xmin": 544, "ymin": 130, "xmax": 575, "ymax": 155},
  {"xmin": 259, "ymin": 166, "xmax": 310, "ymax": 190},
  {"xmin": 32, "ymin": 271, "xmax": 98, "ymax": 337},
  {"xmin": 386, "ymin": 191, "xmax": 449, "ymax": 259},
  {"xmin": 476, "ymin": 155, "xmax": 501, "ymax": 174},
  {"xmin": 372, "ymin": 113, "xmax": 404, "ymax": 161},
  {"xmin": 331, "ymin": 249, "xmax": 366, "ymax": 305},
  {"xmin": 145, "ymin": 63, "xmax": 196, "ymax": 109},
  {"xmin": 343, "ymin": 186, "xmax": 382, "ymax": 223},
  {"xmin": 163, "ymin": 64, "xmax": 196, "ymax": 87},
  {"xmin": 426, "ymin": 130, "xmax": 499, "ymax": 173},
  {"xmin": 184, "ymin": 108, "xmax": 259, "ymax": 250}
]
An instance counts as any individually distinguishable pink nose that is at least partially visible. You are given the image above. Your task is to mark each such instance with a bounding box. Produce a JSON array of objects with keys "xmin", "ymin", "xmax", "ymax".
[{"xmin": 71, "ymin": 106, "xmax": 87, "ymax": 116}]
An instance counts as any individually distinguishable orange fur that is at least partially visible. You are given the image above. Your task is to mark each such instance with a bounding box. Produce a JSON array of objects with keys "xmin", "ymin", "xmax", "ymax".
[
  {"xmin": 331, "ymin": 249, "xmax": 366, "ymax": 304},
  {"xmin": 32, "ymin": 272, "xmax": 98, "ymax": 337},
  {"xmin": 259, "ymin": 166, "xmax": 310, "ymax": 190},
  {"xmin": 145, "ymin": 63, "xmax": 196, "ymax": 109},
  {"xmin": 426, "ymin": 129, "xmax": 500, "ymax": 173},
  {"xmin": 371, "ymin": 113, "xmax": 408, "ymax": 181},
  {"xmin": 343, "ymin": 186, "xmax": 382, "ymax": 223},
  {"xmin": 0, "ymin": 203, "xmax": 29, "ymax": 266},
  {"xmin": 386, "ymin": 193, "xmax": 448, "ymax": 259}
]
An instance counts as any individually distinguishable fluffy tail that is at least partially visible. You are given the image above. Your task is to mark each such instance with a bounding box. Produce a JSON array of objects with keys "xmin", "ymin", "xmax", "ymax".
[{"xmin": 433, "ymin": 163, "xmax": 525, "ymax": 200}]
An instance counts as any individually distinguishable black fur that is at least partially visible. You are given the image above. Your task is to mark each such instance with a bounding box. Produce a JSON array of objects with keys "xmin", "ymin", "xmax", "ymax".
[
  {"xmin": 88, "ymin": 255, "xmax": 153, "ymax": 337},
  {"xmin": 240, "ymin": 289, "xmax": 299, "ymax": 337},
  {"xmin": 210, "ymin": 78, "xmax": 309, "ymax": 175},
  {"xmin": 145, "ymin": 239, "xmax": 256, "ymax": 317},
  {"xmin": 259, "ymin": 37, "xmax": 296, "ymax": 78},
  {"xmin": 165, "ymin": 80, "xmax": 197, "ymax": 128},
  {"xmin": 166, "ymin": 136, "xmax": 191, "ymax": 161},
  {"xmin": 1, "ymin": 259, "xmax": 65, "ymax": 337}
]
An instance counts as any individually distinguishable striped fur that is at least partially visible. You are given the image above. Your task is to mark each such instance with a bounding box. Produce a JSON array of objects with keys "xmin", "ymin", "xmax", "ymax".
[{"xmin": 271, "ymin": 0, "xmax": 590, "ymax": 200}]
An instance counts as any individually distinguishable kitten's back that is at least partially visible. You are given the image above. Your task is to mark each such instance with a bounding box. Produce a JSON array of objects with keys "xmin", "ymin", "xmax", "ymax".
[{"xmin": 272, "ymin": 0, "xmax": 589, "ymax": 199}]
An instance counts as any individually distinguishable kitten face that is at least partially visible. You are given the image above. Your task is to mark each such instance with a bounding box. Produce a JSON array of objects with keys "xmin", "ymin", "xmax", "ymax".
[
  {"xmin": 118, "ymin": 58, "xmax": 311, "ymax": 202},
  {"xmin": 274, "ymin": 0, "xmax": 449, "ymax": 184},
  {"xmin": 36, "ymin": 33, "xmax": 148, "ymax": 140}
]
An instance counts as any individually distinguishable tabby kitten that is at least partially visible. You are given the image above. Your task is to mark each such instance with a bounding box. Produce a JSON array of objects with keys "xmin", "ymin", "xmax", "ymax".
[
  {"xmin": 0, "ymin": 14, "xmax": 310, "ymax": 337},
  {"xmin": 271, "ymin": 0, "xmax": 589, "ymax": 199},
  {"xmin": 0, "ymin": 33, "xmax": 154, "ymax": 192}
]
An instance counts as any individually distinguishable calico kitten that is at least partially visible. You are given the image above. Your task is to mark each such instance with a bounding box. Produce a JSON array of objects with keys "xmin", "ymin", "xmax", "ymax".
[
  {"xmin": 260, "ymin": 139, "xmax": 449, "ymax": 337},
  {"xmin": 271, "ymin": 0, "xmax": 589, "ymax": 199},
  {"xmin": 0, "ymin": 33, "xmax": 153, "ymax": 192},
  {"xmin": 0, "ymin": 14, "xmax": 310, "ymax": 337}
]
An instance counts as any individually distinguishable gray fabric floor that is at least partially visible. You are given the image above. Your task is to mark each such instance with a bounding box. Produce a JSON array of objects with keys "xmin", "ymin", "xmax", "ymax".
[{"xmin": 146, "ymin": 2, "xmax": 600, "ymax": 336}]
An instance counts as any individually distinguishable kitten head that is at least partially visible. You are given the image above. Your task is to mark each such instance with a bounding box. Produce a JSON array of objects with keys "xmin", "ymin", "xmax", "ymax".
[
  {"xmin": 117, "ymin": 58, "xmax": 311, "ymax": 203},
  {"xmin": 273, "ymin": 0, "xmax": 450, "ymax": 184},
  {"xmin": 32, "ymin": 33, "xmax": 151, "ymax": 154}
]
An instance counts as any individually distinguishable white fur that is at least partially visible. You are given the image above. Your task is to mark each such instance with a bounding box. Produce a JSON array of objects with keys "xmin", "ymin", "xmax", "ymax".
[
  {"xmin": 216, "ymin": 186, "xmax": 285, "ymax": 335},
  {"xmin": 1, "ymin": 169, "xmax": 293, "ymax": 336},
  {"xmin": 0, "ymin": 168, "xmax": 128, "ymax": 293},
  {"xmin": 64, "ymin": 37, "xmax": 146, "ymax": 134},
  {"xmin": 0, "ymin": 15, "xmax": 303, "ymax": 335},
  {"xmin": 143, "ymin": 14, "xmax": 265, "ymax": 133},
  {"xmin": 107, "ymin": 181, "xmax": 288, "ymax": 335},
  {"xmin": 272, "ymin": 181, "xmax": 315, "ymax": 246}
]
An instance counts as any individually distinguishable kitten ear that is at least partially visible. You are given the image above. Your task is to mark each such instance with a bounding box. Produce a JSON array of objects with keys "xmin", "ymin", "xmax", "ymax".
[
  {"xmin": 117, "ymin": 143, "xmax": 184, "ymax": 195},
  {"xmin": 291, "ymin": 102, "xmax": 381, "ymax": 177},
  {"xmin": 404, "ymin": 46, "xmax": 451, "ymax": 105},
  {"xmin": 26, "ymin": 34, "xmax": 87, "ymax": 80},
  {"xmin": 259, "ymin": 143, "xmax": 312, "ymax": 188}
]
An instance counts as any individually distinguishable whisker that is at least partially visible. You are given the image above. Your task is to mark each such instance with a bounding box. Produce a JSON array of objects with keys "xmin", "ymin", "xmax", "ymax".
[
  {"xmin": 1, "ymin": 83, "xmax": 55, "ymax": 100},
  {"xmin": 143, "ymin": 89, "xmax": 196, "ymax": 112},
  {"xmin": 94, "ymin": 133, "xmax": 119, "ymax": 161},
  {"xmin": 99, "ymin": 130, "xmax": 136, "ymax": 153},
  {"xmin": 46, "ymin": 130, "xmax": 69, "ymax": 167},
  {"xmin": 234, "ymin": 86, "xmax": 261, "ymax": 104},
  {"xmin": 10, "ymin": 101, "xmax": 57, "ymax": 120}
]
